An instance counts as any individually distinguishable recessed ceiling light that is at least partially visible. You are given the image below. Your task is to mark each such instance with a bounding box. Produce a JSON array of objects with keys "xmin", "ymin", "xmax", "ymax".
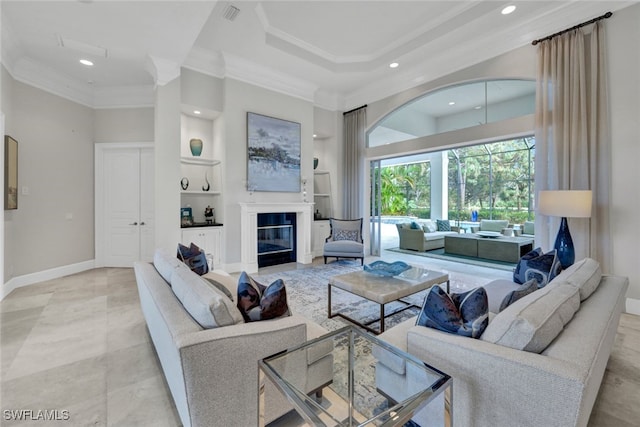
[
  {"xmin": 389, "ymin": 62, "xmax": 399, "ymax": 69},
  {"xmin": 79, "ymin": 59, "xmax": 94, "ymax": 66},
  {"xmin": 501, "ymin": 5, "xmax": 516, "ymax": 15},
  {"xmin": 448, "ymin": 101, "xmax": 456, "ymax": 106},
  {"xmin": 313, "ymin": 134, "xmax": 317, "ymax": 138},
  {"xmin": 474, "ymin": 105, "xmax": 482, "ymax": 110},
  {"xmin": 193, "ymin": 110, "xmax": 201, "ymax": 115}
]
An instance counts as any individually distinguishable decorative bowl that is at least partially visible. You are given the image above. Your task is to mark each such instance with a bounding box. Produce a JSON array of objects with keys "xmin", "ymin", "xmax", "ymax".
[
  {"xmin": 475, "ymin": 231, "xmax": 503, "ymax": 238},
  {"xmin": 364, "ymin": 261, "xmax": 411, "ymax": 277}
]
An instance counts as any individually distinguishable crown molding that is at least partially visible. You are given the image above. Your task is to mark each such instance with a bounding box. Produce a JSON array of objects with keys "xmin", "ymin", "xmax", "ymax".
[
  {"xmin": 182, "ymin": 47, "xmax": 225, "ymax": 79},
  {"xmin": 11, "ymin": 57, "xmax": 95, "ymax": 107},
  {"xmin": 223, "ymin": 52, "xmax": 318, "ymax": 103},
  {"xmin": 145, "ymin": 55, "xmax": 181, "ymax": 86}
]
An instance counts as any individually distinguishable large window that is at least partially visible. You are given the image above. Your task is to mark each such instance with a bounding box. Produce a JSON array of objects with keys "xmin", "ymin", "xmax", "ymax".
[
  {"xmin": 448, "ymin": 137, "xmax": 535, "ymax": 224},
  {"xmin": 376, "ymin": 137, "xmax": 535, "ymax": 224},
  {"xmin": 368, "ymin": 79, "xmax": 535, "ymax": 147}
]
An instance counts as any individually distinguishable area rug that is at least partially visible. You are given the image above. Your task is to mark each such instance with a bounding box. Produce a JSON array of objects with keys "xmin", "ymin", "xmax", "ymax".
[
  {"xmin": 252, "ymin": 260, "xmax": 466, "ymax": 332},
  {"xmin": 386, "ymin": 246, "xmax": 517, "ymax": 272},
  {"xmin": 252, "ymin": 261, "xmax": 452, "ymax": 425}
]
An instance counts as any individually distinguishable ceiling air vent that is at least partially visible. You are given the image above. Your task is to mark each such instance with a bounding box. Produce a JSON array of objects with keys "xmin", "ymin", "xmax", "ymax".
[{"xmin": 223, "ymin": 5, "xmax": 240, "ymax": 21}]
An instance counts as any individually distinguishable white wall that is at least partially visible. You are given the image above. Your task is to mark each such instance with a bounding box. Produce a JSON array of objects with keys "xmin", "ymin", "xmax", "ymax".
[
  {"xmin": 7, "ymin": 80, "xmax": 94, "ymax": 278},
  {"xmin": 222, "ymin": 78, "xmax": 314, "ymax": 267},
  {"xmin": 93, "ymin": 108, "xmax": 154, "ymax": 143}
]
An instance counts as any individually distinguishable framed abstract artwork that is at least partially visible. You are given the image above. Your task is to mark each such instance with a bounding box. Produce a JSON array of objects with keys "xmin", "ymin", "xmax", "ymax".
[
  {"xmin": 4, "ymin": 135, "xmax": 18, "ymax": 210},
  {"xmin": 247, "ymin": 112, "xmax": 301, "ymax": 192}
]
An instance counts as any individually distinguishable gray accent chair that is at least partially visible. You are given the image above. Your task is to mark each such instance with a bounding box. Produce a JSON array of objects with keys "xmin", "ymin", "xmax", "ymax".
[
  {"xmin": 323, "ymin": 218, "xmax": 364, "ymax": 265},
  {"xmin": 521, "ymin": 220, "xmax": 535, "ymax": 237}
]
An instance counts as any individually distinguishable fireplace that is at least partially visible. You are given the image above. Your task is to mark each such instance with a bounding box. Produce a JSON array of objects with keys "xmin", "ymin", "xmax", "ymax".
[
  {"xmin": 240, "ymin": 202, "xmax": 313, "ymax": 273},
  {"xmin": 257, "ymin": 213, "xmax": 296, "ymax": 267}
]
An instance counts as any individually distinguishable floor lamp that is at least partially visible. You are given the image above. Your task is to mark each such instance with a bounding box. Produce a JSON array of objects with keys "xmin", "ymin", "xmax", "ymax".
[{"xmin": 538, "ymin": 190, "xmax": 592, "ymax": 268}]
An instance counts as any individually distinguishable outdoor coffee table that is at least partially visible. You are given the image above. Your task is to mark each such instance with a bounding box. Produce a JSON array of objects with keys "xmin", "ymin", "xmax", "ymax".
[
  {"xmin": 328, "ymin": 265, "xmax": 449, "ymax": 334},
  {"xmin": 258, "ymin": 325, "xmax": 452, "ymax": 426}
]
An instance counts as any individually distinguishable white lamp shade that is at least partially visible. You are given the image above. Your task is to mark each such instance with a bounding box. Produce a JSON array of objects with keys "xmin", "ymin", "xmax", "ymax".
[{"xmin": 537, "ymin": 190, "xmax": 592, "ymax": 218}]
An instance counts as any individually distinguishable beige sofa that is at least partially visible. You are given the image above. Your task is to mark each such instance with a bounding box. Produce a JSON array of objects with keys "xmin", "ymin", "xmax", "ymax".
[
  {"xmin": 470, "ymin": 219, "xmax": 511, "ymax": 233},
  {"xmin": 375, "ymin": 258, "xmax": 628, "ymax": 427},
  {"xmin": 134, "ymin": 249, "xmax": 332, "ymax": 427},
  {"xmin": 396, "ymin": 220, "xmax": 459, "ymax": 251}
]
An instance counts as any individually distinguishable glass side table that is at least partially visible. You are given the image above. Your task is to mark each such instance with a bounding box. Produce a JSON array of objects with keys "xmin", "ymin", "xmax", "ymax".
[{"xmin": 258, "ymin": 326, "xmax": 452, "ymax": 426}]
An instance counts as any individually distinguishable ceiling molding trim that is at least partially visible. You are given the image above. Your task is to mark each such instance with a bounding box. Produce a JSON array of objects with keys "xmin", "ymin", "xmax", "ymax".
[
  {"xmin": 223, "ymin": 52, "xmax": 318, "ymax": 103},
  {"xmin": 182, "ymin": 47, "xmax": 226, "ymax": 79},
  {"xmin": 313, "ymin": 90, "xmax": 343, "ymax": 112},
  {"xmin": 145, "ymin": 55, "xmax": 181, "ymax": 86},
  {"xmin": 11, "ymin": 57, "xmax": 94, "ymax": 107}
]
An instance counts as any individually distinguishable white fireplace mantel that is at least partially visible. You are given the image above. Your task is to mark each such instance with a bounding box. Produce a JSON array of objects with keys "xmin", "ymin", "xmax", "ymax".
[{"xmin": 239, "ymin": 202, "xmax": 314, "ymax": 273}]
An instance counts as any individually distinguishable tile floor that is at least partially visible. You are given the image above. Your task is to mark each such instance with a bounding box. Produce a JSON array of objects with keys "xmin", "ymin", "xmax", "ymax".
[{"xmin": 1, "ymin": 247, "xmax": 639, "ymax": 426}]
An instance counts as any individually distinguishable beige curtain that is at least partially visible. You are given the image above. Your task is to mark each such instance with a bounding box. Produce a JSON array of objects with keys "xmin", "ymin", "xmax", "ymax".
[
  {"xmin": 534, "ymin": 22, "xmax": 611, "ymax": 271},
  {"xmin": 343, "ymin": 107, "xmax": 366, "ymax": 219}
]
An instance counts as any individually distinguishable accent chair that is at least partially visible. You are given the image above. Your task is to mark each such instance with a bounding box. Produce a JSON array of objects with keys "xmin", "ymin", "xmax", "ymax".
[{"xmin": 323, "ymin": 218, "xmax": 364, "ymax": 265}]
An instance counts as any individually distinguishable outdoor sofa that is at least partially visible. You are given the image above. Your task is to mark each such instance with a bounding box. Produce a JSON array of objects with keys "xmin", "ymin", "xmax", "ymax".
[{"xmin": 396, "ymin": 219, "xmax": 460, "ymax": 251}]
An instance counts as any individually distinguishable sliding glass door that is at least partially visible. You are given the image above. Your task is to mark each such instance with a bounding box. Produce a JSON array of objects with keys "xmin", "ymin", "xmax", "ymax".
[{"xmin": 369, "ymin": 160, "xmax": 382, "ymax": 256}]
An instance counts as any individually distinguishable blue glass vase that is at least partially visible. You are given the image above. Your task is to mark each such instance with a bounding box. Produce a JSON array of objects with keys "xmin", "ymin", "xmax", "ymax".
[{"xmin": 554, "ymin": 217, "xmax": 575, "ymax": 268}]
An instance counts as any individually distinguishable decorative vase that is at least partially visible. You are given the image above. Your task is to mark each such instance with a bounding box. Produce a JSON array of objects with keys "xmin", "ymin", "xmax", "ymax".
[
  {"xmin": 180, "ymin": 177, "xmax": 189, "ymax": 190},
  {"xmin": 189, "ymin": 138, "xmax": 203, "ymax": 156},
  {"xmin": 202, "ymin": 172, "xmax": 210, "ymax": 192},
  {"xmin": 313, "ymin": 157, "xmax": 319, "ymax": 170}
]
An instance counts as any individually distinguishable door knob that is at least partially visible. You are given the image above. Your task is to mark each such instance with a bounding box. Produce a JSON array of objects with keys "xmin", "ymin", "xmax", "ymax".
[{"xmin": 130, "ymin": 222, "xmax": 138, "ymax": 226}]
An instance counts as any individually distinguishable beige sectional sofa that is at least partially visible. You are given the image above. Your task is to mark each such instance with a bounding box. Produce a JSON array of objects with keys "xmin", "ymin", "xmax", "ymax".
[
  {"xmin": 134, "ymin": 249, "xmax": 332, "ymax": 427},
  {"xmin": 396, "ymin": 219, "xmax": 460, "ymax": 251},
  {"xmin": 375, "ymin": 258, "xmax": 628, "ymax": 427}
]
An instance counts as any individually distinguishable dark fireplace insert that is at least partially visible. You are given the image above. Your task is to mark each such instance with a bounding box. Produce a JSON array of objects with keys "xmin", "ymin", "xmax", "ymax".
[{"xmin": 257, "ymin": 212, "xmax": 297, "ymax": 267}]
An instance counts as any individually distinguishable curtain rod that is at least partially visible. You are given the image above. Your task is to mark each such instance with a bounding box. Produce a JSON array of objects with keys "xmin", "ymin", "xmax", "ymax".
[
  {"xmin": 343, "ymin": 104, "xmax": 367, "ymax": 115},
  {"xmin": 531, "ymin": 11, "xmax": 612, "ymax": 45}
]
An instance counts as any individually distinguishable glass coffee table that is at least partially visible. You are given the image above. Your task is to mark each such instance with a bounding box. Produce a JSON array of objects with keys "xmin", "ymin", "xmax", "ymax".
[
  {"xmin": 329, "ymin": 265, "xmax": 450, "ymax": 334},
  {"xmin": 258, "ymin": 326, "xmax": 452, "ymax": 427}
]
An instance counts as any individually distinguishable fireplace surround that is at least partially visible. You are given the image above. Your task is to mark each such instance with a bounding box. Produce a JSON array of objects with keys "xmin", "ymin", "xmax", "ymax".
[{"xmin": 240, "ymin": 203, "xmax": 314, "ymax": 273}]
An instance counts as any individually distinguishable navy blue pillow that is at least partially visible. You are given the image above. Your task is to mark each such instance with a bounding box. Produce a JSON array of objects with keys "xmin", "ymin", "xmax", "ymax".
[
  {"xmin": 237, "ymin": 272, "xmax": 290, "ymax": 322},
  {"xmin": 410, "ymin": 221, "xmax": 421, "ymax": 229},
  {"xmin": 416, "ymin": 285, "xmax": 488, "ymax": 338},
  {"xmin": 499, "ymin": 279, "xmax": 538, "ymax": 312},
  {"xmin": 177, "ymin": 243, "xmax": 208, "ymax": 275},
  {"xmin": 514, "ymin": 247, "xmax": 563, "ymax": 287},
  {"xmin": 436, "ymin": 219, "xmax": 451, "ymax": 231}
]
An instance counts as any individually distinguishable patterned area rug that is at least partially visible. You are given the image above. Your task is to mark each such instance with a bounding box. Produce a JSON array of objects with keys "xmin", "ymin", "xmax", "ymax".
[
  {"xmin": 253, "ymin": 261, "xmax": 452, "ymax": 425},
  {"xmin": 252, "ymin": 260, "xmax": 463, "ymax": 332}
]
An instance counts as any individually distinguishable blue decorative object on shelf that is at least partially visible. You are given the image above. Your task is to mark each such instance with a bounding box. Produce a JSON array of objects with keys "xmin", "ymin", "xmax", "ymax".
[
  {"xmin": 364, "ymin": 261, "xmax": 411, "ymax": 277},
  {"xmin": 554, "ymin": 217, "xmax": 575, "ymax": 269}
]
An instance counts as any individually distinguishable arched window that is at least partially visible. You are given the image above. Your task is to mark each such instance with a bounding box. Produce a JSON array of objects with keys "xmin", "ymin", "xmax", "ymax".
[{"xmin": 368, "ymin": 79, "xmax": 536, "ymax": 147}]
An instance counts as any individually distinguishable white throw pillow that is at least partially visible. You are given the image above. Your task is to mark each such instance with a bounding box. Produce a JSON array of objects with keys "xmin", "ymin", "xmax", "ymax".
[
  {"xmin": 153, "ymin": 248, "xmax": 183, "ymax": 284},
  {"xmin": 552, "ymin": 258, "xmax": 602, "ymax": 301},
  {"xmin": 480, "ymin": 282, "xmax": 580, "ymax": 353},
  {"xmin": 172, "ymin": 266, "xmax": 244, "ymax": 328}
]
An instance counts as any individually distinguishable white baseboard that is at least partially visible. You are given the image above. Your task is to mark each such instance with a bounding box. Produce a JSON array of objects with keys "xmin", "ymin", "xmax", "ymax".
[
  {"xmin": 626, "ymin": 298, "xmax": 640, "ymax": 316},
  {"xmin": 1, "ymin": 260, "xmax": 96, "ymax": 301}
]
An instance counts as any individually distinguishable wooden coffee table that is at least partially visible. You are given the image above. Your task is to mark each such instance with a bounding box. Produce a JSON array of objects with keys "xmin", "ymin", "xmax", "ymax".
[{"xmin": 328, "ymin": 265, "xmax": 449, "ymax": 334}]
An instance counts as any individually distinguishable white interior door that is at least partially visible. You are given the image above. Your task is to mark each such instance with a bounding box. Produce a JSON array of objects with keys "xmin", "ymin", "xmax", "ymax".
[
  {"xmin": 139, "ymin": 148, "xmax": 155, "ymax": 262},
  {"xmin": 97, "ymin": 144, "xmax": 154, "ymax": 267}
]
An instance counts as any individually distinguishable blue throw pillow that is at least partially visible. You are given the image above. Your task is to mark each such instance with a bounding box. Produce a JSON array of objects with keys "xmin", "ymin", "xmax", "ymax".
[
  {"xmin": 514, "ymin": 247, "xmax": 563, "ymax": 287},
  {"xmin": 436, "ymin": 219, "xmax": 451, "ymax": 231},
  {"xmin": 237, "ymin": 272, "xmax": 290, "ymax": 322},
  {"xmin": 177, "ymin": 243, "xmax": 208, "ymax": 275},
  {"xmin": 499, "ymin": 279, "xmax": 538, "ymax": 312},
  {"xmin": 410, "ymin": 221, "xmax": 421, "ymax": 229},
  {"xmin": 416, "ymin": 285, "xmax": 488, "ymax": 338}
]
